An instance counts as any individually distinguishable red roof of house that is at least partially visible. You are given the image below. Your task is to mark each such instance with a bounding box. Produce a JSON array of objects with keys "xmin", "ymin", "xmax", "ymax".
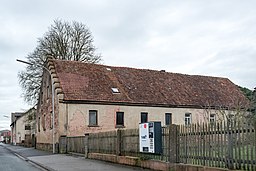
[{"xmin": 51, "ymin": 59, "xmax": 249, "ymax": 108}]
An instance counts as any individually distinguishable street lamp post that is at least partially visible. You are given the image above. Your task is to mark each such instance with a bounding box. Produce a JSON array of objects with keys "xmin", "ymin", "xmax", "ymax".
[{"xmin": 16, "ymin": 59, "xmax": 55, "ymax": 154}]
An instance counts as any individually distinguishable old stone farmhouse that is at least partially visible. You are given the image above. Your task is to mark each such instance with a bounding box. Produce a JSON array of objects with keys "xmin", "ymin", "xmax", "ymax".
[{"xmin": 36, "ymin": 58, "xmax": 249, "ymax": 151}]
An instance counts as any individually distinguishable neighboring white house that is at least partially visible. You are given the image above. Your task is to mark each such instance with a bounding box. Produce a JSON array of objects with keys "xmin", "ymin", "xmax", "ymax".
[{"xmin": 10, "ymin": 108, "xmax": 36, "ymax": 146}]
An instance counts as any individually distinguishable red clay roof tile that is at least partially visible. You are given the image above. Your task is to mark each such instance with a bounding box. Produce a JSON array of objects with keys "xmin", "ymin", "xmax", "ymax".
[{"xmin": 52, "ymin": 59, "xmax": 249, "ymax": 108}]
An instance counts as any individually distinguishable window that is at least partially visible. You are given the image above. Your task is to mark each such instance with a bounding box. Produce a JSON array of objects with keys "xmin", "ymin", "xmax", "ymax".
[
  {"xmin": 165, "ymin": 113, "xmax": 172, "ymax": 125},
  {"xmin": 47, "ymin": 76, "xmax": 52, "ymax": 99},
  {"xmin": 227, "ymin": 114, "xmax": 235, "ymax": 126},
  {"xmin": 141, "ymin": 112, "xmax": 148, "ymax": 123},
  {"xmin": 47, "ymin": 86, "xmax": 50, "ymax": 99},
  {"xmin": 185, "ymin": 113, "xmax": 192, "ymax": 125},
  {"xmin": 50, "ymin": 111, "xmax": 53, "ymax": 129},
  {"xmin": 38, "ymin": 117, "xmax": 40, "ymax": 132},
  {"xmin": 116, "ymin": 112, "xmax": 124, "ymax": 126},
  {"xmin": 89, "ymin": 110, "xmax": 98, "ymax": 126},
  {"xmin": 228, "ymin": 114, "xmax": 234, "ymax": 120},
  {"xmin": 111, "ymin": 88, "xmax": 120, "ymax": 93},
  {"xmin": 28, "ymin": 114, "xmax": 33, "ymax": 121},
  {"xmin": 25, "ymin": 125, "xmax": 31, "ymax": 130},
  {"xmin": 42, "ymin": 114, "xmax": 46, "ymax": 131},
  {"xmin": 209, "ymin": 114, "xmax": 216, "ymax": 123}
]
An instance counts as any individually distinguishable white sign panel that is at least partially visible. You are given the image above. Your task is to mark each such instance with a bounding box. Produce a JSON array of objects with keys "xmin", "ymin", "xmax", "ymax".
[{"xmin": 139, "ymin": 122, "xmax": 155, "ymax": 153}]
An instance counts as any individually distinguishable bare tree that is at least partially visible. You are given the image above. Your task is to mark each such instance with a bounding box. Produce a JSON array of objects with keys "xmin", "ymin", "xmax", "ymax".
[
  {"xmin": 200, "ymin": 100, "xmax": 250, "ymax": 126},
  {"xmin": 18, "ymin": 19, "xmax": 101, "ymax": 105},
  {"xmin": 246, "ymin": 87, "xmax": 256, "ymax": 125},
  {"xmin": 192, "ymin": 90, "xmax": 249, "ymax": 125}
]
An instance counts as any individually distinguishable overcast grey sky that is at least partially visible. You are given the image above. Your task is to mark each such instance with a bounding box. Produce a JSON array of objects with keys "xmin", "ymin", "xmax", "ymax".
[{"xmin": 0, "ymin": 0, "xmax": 255, "ymax": 130}]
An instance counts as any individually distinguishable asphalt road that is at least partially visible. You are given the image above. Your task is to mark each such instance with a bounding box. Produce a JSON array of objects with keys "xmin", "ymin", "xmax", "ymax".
[
  {"xmin": 1, "ymin": 143, "xmax": 153, "ymax": 171},
  {"xmin": 0, "ymin": 143, "xmax": 42, "ymax": 171}
]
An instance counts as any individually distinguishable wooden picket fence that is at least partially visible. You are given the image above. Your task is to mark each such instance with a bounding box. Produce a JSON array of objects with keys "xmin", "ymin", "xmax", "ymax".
[
  {"xmin": 67, "ymin": 136, "xmax": 85, "ymax": 154},
  {"xmin": 87, "ymin": 128, "xmax": 170, "ymax": 161},
  {"xmin": 88, "ymin": 130, "xmax": 117, "ymax": 155},
  {"xmin": 178, "ymin": 121, "xmax": 256, "ymax": 170},
  {"xmin": 64, "ymin": 121, "xmax": 256, "ymax": 170}
]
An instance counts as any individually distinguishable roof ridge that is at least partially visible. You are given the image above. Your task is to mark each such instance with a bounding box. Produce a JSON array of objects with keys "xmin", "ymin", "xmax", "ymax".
[{"xmin": 51, "ymin": 59, "xmax": 228, "ymax": 80}]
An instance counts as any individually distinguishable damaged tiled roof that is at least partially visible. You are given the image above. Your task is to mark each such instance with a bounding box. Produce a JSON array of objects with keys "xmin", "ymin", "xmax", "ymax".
[{"xmin": 51, "ymin": 59, "xmax": 249, "ymax": 108}]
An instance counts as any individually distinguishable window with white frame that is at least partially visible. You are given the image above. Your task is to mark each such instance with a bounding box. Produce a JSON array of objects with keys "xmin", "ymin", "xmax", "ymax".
[
  {"xmin": 185, "ymin": 113, "xmax": 192, "ymax": 125},
  {"xmin": 209, "ymin": 113, "xmax": 216, "ymax": 123}
]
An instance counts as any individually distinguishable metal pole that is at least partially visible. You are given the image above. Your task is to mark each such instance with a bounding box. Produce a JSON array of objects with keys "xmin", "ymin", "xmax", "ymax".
[
  {"xmin": 51, "ymin": 75, "xmax": 55, "ymax": 154},
  {"xmin": 16, "ymin": 59, "xmax": 55, "ymax": 154}
]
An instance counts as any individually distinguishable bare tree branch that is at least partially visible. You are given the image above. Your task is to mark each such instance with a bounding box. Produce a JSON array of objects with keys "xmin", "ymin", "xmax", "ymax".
[{"xmin": 18, "ymin": 19, "xmax": 102, "ymax": 105}]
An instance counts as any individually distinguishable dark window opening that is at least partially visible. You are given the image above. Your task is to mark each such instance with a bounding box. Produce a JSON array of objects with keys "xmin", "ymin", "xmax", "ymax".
[
  {"xmin": 42, "ymin": 114, "xmax": 46, "ymax": 131},
  {"xmin": 25, "ymin": 125, "xmax": 31, "ymax": 130},
  {"xmin": 50, "ymin": 111, "xmax": 53, "ymax": 129},
  {"xmin": 165, "ymin": 113, "xmax": 172, "ymax": 125},
  {"xmin": 141, "ymin": 112, "xmax": 148, "ymax": 123},
  {"xmin": 38, "ymin": 117, "xmax": 41, "ymax": 132},
  {"xmin": 116, "ymin": 112, "xmax": 124, "ymax": 126}
]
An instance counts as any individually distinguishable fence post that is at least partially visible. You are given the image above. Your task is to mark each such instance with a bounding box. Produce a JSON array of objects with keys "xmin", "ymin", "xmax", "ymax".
[
  {"xmin": 116, "ymin": 129, "xmax": 122, "ymax": 156},
  {"xmin": 169, "ymin": 124, "xmax": 179, "ymax": 163},
  {"xmin": 227, "ymin": 119, "xmax": 234, "ymax": 169},
  {"xmin": 84, "ymin": 133, "xmax": 89, "ymax": 158}
]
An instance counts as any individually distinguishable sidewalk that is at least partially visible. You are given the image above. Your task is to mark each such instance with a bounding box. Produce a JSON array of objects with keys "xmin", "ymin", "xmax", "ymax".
[{"xmin": 2, "ymin": 144, "xmax": 151, "ymax": 171}]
